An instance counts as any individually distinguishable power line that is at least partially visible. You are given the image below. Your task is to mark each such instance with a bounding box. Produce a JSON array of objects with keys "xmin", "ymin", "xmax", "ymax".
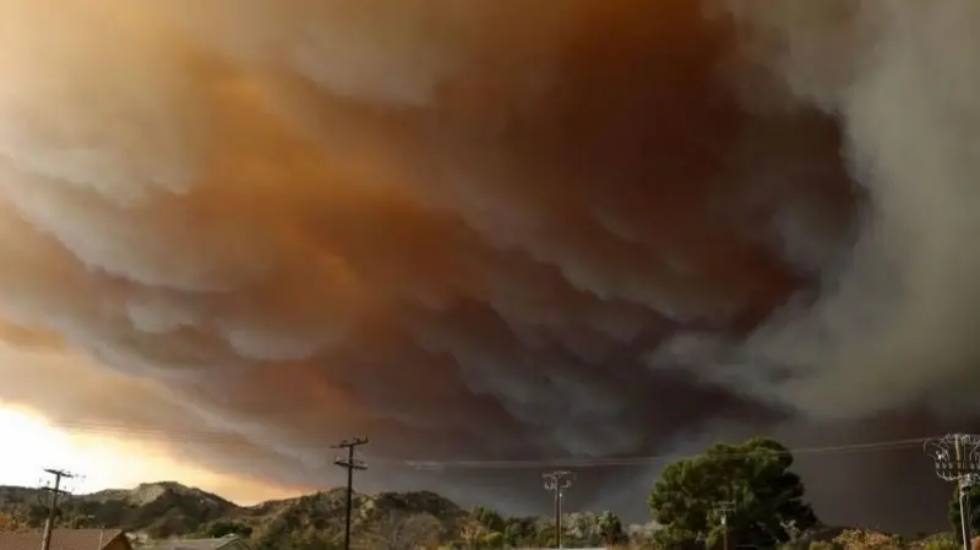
[
  {"xmin": 333, "ymin": 437, "xmax": 368, "ymax": 550},
  {"xmin": 402, "ymin": 436, "xmax": 930, "ymax": 470},
  {"xmin": 30, "ymin": 418, "xmax": 933, "ymax": 470}
]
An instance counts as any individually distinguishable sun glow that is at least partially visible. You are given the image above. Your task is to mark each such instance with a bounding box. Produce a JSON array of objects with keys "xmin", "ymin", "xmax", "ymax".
[
  {"xmin": 0, "ymin": 406, "xmax": 176, "ymax": 495},
  {"xmin": 0, "ymin": 343, "xmax": 306, "ymax": 503},
  {"xmin": 0, "ymin": 404, "xmax": 307, "ymax": 504},
  {"xmin": 0, "ymin": 406, "xmax": 92, "ymax": 489}
]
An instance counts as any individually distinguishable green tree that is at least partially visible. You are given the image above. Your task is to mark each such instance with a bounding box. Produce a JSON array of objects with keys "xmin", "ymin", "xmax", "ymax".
[
  {"xmin": 471, "ymin": 507, "xmax": 506, "ymax": 533},
  {"xmin": 198, "ymin": 519, "xmax": 253, "ymax": 538},
  {"xmin": 533, "ymin": 526, "xmax": 556, "ymax": 549},
  {"xmin": 501, "ymin": 517, "xmax": 537, "ymax": 547},
  {"xmin": 649, "ymin": 436, "xmax": 817, "ymax": 549},
  {"xmin": 923, "ymin": 536, "xmax": 963, "ymax": 550},
  {"xmin": 948, "ymin": 484, "xmax": 980, "ymax": 544},
  {"xmin": 359, "ymin": 512, "xmax": 442, "ymax": 550},
  {"xmin": 480, "ymin": 531, "xmax": 505, "ymax": 548},
  {"xmin": 253, "ymin": 517, "xmax": 291, "ymax": 550},
  {"xmin": 596, "ymin": 511, "xmax": 626, "ymax": 545}
]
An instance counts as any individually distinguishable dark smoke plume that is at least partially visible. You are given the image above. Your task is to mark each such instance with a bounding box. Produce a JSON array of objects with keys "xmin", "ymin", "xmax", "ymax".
[{"xmin": 0, "ymin": 0, "xmax": 977, "ymax": 532}]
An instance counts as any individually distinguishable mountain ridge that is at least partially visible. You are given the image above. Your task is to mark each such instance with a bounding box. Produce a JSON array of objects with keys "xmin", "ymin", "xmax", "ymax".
[
  {"xmin": 0, "ymin": 480, "xmax": 303, "ymax": 518},
  {"xmin": 0, "ymin": 481, "xmax": 494, "ymax": 543},
  {"xmin": 0, "ymin": 481, "xmax": 945, "ymax": 549},
  {"xmin": 0, "ymin": 480, "xmax": 638, "ymax": 547}
]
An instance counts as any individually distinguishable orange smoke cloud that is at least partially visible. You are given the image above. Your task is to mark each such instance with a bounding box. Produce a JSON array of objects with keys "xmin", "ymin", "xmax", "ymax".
[{"xmin": 0, "ymin": 0, "xmax": 978, "ymax": 532}]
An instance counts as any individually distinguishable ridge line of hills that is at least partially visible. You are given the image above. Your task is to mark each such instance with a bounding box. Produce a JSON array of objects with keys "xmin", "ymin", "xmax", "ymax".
[
  {"xmin": 0, "ymin": 480, "xmax": 954, "ymax": 549},
  {"xmin": 0, "ymin": 480, "xmax": 470, "ymax": 533},
  {"xmin": 0, "ymin": 480, "xmax": 654, "ymax": 548}
]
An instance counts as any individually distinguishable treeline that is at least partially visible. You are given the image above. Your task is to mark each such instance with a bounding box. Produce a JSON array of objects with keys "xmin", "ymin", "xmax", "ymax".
[{"xmin": 227, "ymin": 507, "xmax": 629, "ymax": 549}]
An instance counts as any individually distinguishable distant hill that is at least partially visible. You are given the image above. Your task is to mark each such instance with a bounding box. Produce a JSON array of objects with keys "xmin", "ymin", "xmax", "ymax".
[
  {"xmin": 0, "ymin": 481, "xmax": 552, "ymax": 548},
  {"xmin": 0, "ymin": 481, "xmax": 658, "ymax": 547},
  {"xmin": 0, "ymin": 481, "xmax": 237, "ymax": 538}
]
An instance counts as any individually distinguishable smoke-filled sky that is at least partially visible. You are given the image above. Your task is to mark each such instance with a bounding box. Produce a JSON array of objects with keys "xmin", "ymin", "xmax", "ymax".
[{"xmin": 1, "ymin": 0, "xmax": 979, "ymax": 533}]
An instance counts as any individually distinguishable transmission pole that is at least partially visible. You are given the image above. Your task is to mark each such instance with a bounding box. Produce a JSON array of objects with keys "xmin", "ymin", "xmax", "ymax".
[
  {"xmin": 925, "ymin": 433, "xmax": 980, "ymax": 550},
  {"xmin": 715, "ymin": 500, "xmax": 735, "ymax": 550},
  {"xmin": 333, "ymin": 437, "xmax": 368, "ymax": 550},
  {"xmin": 543, "ymin": 470, "xmax": 573, "ymax": 549},
  {"xmin": 957, "ymin": 436, "xmax": 974, "ymax": 550},
  {"xmin": 39, "ymin": 469, "xmax": 74, "ymax": 550}
]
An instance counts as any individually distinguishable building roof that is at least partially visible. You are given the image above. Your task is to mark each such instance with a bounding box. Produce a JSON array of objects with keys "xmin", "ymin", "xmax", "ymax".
[
  {"xmin": 141, "ymin": 535, "xmax": 249, "ymax": 550},
  {"xmin": 0, "ymin": 528, "xmax": 128, "ymax": 550}
]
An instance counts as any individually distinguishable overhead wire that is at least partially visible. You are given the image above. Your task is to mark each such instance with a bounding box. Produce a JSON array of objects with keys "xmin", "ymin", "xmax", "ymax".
[
  {"xmin": 398, "ymin": 436, "xmax": 931, "ymax": 470},
  {"xmin": 34, "ymin": 417, "xmax": 937, "ymax": 471}
]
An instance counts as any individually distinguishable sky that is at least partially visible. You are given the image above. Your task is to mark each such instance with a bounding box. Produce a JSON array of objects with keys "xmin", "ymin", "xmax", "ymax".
[
  {"xmin": 0, "ymin": 0, "xmax": 979, "ymax": 534},
  {"xmin": 0, "ymin": 403, "xmax": 301, "ymax": 505}
]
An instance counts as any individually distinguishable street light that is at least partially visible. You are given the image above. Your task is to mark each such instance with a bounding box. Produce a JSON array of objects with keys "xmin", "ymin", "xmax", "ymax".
[{"xmin": 925, "ymin": 434, "xmax": 980, "ymax": 550}]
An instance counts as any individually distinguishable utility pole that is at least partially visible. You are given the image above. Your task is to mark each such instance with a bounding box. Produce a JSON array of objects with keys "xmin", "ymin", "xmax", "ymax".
[
  {"xmin": 925, "ymin": 434, "xmax": 980, "ymax": 550},
  {"xmin": 715, "ymin": 500, "xmax": 735, "ymax": 550},
  {"xmin": 543, "ymin": 470, "xmax": 573, "ymax": 549},
  {"xmin": 39, "ymin": 469, "xmax": 74, "ymax": 550},
  {"xmin": 333, "ymin": 437, "xmax": 368, "ymax": 550},
  {"xmin": 956, "ymin": 436, "xmax": 974, "ymax": 550}
]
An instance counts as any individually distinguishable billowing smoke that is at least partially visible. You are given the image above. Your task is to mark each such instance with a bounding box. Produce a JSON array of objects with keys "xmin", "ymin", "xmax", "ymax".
[{"xmin": 0, "ymin": 0, "xmax": 977, "ymax": 532}]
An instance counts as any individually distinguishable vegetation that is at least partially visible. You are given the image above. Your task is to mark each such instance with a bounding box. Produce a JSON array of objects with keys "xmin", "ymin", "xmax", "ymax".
[
  {"xmin": 0, "ymin": 436, "xmax": 967, "ymax": 549},
  {"xmin": 948, "ymin": 483, "xmax": 980, "ymax": 545},
  {"xmin": 812, "ymin": 530, "xmax": 962, "ymax": 550},
  {"xmin": 649, "ymin": 436, "xmax": 817, "ymax": 549},
  {"xmin": 0, "ymin": 511, "xmax": 25, "ymax": 533},
  {"xmin": 0, "ymin": 481, "xmax": 630, "ymax": 548}
]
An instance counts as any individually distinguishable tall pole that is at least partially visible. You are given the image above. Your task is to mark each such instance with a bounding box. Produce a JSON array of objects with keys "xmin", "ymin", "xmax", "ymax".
[
  {"xmin": 926, "ymin": 434, "xmax": 980, "ymax": 550},
  {"xmin": 716, "ymin": 501, "xmax": 735, "ymax": 550},
  {"xmin": 333, "ymin": 437, "xmax": 368, "ymax": 550},
  {"xmin": 40, "ymin": 469, "xmax": 73, "ymax": 550},
  {"xmin": 543, "ymin": 471, "xmax": 573, "ymax": 549},
  {"xmin": 957, "ymin": 436, "xmax": 973, "ymax": 550}
]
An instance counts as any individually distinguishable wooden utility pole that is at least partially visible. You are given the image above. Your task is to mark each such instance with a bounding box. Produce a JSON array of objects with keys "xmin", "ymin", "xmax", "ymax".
[
  {"xmin": 39, "ymin": 469, "xmax": 73, "ymax": 550},
  {"xmin": 333, "ymin": 437, "xmax": 368, "ymax": 550},
  {"xmin": 543, "ymin": 471, "xmax": 573, "ymax": 549}
]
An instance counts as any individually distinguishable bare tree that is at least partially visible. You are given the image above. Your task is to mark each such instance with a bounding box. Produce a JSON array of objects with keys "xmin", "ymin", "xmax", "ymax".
[{"xmin": 356, "ymin": 512, "xmax": 443, "ymax": 550}]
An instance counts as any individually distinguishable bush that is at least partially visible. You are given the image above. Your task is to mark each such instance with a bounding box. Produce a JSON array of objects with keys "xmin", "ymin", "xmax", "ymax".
[
  {"xmin": 922, "ymin": 537, "xmax": 962, "ymax": 550},
  {"xmin": 832, "ymin": 529, "xmax": 901, "ymax": 549}
]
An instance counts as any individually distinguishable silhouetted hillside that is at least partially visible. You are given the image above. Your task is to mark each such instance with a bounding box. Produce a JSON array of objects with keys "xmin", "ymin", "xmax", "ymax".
[
  {"xmin": 0, "ymin": 482, "xmax": 236, "ymax": 538},
  {"xmin": 0, "ymin": 482, "xmax": 524, "ymax": 548}
]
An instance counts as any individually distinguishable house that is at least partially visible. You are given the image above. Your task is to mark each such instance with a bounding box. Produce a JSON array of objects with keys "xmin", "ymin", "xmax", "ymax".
[
  {"xmin": 0, "ymin": 528, "xmax": 132, "ymax": 550},
  {"xmin": 141, "ymin": 534, "xmax": 251, "ymax": 550}
]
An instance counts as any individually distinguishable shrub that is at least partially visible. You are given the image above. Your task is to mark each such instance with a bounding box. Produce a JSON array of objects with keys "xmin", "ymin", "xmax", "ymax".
[{"xmin": 922, "ymin": 537, "xmax": 962, "ymax": 550}]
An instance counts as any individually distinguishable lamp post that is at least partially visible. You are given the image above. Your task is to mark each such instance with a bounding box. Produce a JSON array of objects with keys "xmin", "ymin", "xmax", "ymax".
[{"xmin": 925, "ymin": 434, "xmax": 980, "ymax": 550}]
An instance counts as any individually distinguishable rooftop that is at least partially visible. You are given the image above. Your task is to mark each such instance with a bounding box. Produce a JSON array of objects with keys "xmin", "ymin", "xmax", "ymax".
[
  {"xmin": 0, "ymin": 528, "xmax": 127, "ymax": 550},
  {"xmin": 140, "ymin": 534, "xmax": 249, "ymax": 550}
]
